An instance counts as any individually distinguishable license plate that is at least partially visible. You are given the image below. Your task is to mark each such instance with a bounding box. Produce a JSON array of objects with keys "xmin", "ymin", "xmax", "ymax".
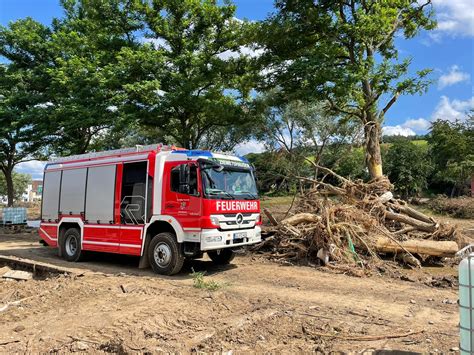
[{"xmin": 233, "ymin": 232, "xmax": 247, "ymax": 239}]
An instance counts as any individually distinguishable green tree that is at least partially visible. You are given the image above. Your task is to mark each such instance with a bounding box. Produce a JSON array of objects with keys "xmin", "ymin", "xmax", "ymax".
[
  {"xmin": 429, "ymin": 117, "xmax": 474, "ymax": 196},
  {"xmin": 323, "ymin": 147, "xmax": 368, "ymax": 181},
  {"xmin": 43, "ymin": 0, "xmax": 143, "ymax": 155},
  {"xmin": 257, "ymin": 0, "xmax": 435, "ymax": 179},
  {"xmin": 384, "ymin": 138, "xmax": 432, "ymax": 198},
  {"xmin": 0, "ymin": 19, "xmax": 52, "ymax": 206},
  {"xmin": 55, "ymin": 0, "xmax": 257, "ymax": 151},
  {"xmin": 0, "ymin": 172, "xmax": 31, "ymax": 204},
  {"xmin": 255, "ymin": 96, "xmax": 362, "ymax": 186},
  {"xmin": 119, "ymin": 0, "xmax": 256, "ymax": 149}
]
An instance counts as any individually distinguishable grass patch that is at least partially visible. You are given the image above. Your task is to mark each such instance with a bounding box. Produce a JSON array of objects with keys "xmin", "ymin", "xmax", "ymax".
[
  {"xmin": 260, "ymin": 195, "xmax": 297, "ymax": 208},
  {"xmin": 191, "ymin": 269, "xmax": 224, "ymax": 291}
]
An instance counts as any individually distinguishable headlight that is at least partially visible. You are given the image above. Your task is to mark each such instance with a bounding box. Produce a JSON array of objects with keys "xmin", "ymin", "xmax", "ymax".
[
  {"xmin": 205, "ymin": 235, "xmax": 223, "ymax": 243},
  {"xmin": 210, "ymin": 216, "xmax": 220, "ymax": 226}
]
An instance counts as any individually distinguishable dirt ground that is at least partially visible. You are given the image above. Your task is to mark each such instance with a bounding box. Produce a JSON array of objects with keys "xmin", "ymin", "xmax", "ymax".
[{"xmin": 0, "ymin": 230, "xmax": 460, "ymax": 353}]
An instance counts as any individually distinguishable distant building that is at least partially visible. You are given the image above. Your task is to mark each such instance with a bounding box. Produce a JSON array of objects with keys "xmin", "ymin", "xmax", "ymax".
[{"xmin": 22, "ymin": 180, "xmax": 43, "ymax": 202}]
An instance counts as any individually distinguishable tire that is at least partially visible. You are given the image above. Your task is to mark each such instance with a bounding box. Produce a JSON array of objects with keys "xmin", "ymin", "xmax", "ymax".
[
  {"xmin": 148, "ymin": 232, "xmax": 185, "ymax": 275},
  {"xmin": 208, "ymin": 249, "xmax": 235, "ymax": 265},
  {"xmin": 61, "ymin": 228, "xmax": 84, "ymax": 262}
]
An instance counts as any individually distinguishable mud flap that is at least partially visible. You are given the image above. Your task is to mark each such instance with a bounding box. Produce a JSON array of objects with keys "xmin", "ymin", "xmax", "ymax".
[
  {"xmin": 138, "ymin": 237, "xmax": 151, "ymax": 269},
  {"xmin": 57, "ymin": 235, "xmax": 63, "ymax": 258}
]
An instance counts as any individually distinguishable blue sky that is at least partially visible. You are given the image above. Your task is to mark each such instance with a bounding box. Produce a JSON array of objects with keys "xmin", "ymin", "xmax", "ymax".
[{"xmin": 1, "ymin": 0, "xmax": 473, "ymax": 178}]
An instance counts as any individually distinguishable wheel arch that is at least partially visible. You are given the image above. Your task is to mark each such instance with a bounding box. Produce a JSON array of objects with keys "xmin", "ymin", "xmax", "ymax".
[
  {"xmin": 57, "ymin": 218, "xmax": 83, "ymax": 256},
  {"xmin": 139, "ymin": 219, "xmax": 181, "ymax": 268}
]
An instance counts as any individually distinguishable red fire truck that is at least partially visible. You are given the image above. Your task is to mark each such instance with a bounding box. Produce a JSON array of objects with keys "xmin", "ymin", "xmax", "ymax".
[{"xmin": 39, "ymin": 144, "xmax": 262, "ymax": 275}]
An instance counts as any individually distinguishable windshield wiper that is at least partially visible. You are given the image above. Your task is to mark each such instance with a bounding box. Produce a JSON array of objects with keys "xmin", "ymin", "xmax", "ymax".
[
  {"xmin": 239, "ymin": 191, "xmax": 258, "ymax": 200},
  {"xmin": 208, "ymin": 189, "xmax": 235, "ymax": 200}
]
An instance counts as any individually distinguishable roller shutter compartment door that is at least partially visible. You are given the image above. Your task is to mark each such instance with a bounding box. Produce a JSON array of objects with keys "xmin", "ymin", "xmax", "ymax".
[
  {"xmin": 85, "ymin": 165, "xmax": 116, "ymax": 224},
  {"xmin": 59, "ymin": 168, "xmax": 87, "ymax": 215},
  {"xmin": 42, "ymin": 171, "xmax": 62, "ymax": 221}
]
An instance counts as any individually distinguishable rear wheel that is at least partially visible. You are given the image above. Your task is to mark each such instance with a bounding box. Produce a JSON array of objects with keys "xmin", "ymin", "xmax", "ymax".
[
  {"xmin": 61, "ymin": 228, "xmax": 84, "ymax": 262},
  {"xmin": 148, "ymin": 232, "xmax": 185, "ymax": 275},
  {"xmin": 208, "ymin": 249, "xmax": 235, "ymax": 265}
]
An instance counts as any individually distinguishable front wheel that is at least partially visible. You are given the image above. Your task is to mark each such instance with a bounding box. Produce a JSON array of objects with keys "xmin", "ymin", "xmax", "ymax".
[
  {"xmin": 208, "ymin": 249, "xmax": 235, "ymax": 265},
  {"xmin": 148, "ymin": 232, "xmax": 185, "ymax": 275}
]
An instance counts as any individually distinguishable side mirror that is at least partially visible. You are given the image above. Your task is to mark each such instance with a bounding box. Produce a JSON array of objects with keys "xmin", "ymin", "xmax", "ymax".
[{"xmin": 178, "ymin": 164, "xmax": 190, "ymax": 194}]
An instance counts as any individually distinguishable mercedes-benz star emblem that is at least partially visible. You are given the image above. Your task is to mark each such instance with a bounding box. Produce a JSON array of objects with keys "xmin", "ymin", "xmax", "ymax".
[{"xmin": 236, "ymin": 213, "xmax": 244, "ymax": 225}]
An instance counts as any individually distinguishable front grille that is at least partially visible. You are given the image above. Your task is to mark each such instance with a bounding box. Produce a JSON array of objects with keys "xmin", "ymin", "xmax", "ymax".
[
  {"xmin": 225, "ymin": 220, "xmax": 251, "ymax": 225},
  {"xmin": 223, "ymin": 213, "xmax": 252, "ymax": 217}
]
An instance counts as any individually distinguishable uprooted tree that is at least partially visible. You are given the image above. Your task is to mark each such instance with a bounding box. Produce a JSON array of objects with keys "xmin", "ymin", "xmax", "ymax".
[{"xmin": 256, "ymin": 0, "xmax": 436, "ymax": 179}]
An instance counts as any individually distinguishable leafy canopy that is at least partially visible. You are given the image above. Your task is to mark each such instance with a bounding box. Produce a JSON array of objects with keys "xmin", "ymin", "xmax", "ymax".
[
  {"xmin": 429, "ymin": 117, "xmax": 474, "ymax": 195},
  {"xmin": 256, "ymin": 0, "xmax": 436, "ymax": 178},
  {"xmin": 116, "ymin": 0, "xmax": 257, "ymax": 149},
  {"xmin": 384, "ymin": 138, "xmax": 433, "ymax": 198}
]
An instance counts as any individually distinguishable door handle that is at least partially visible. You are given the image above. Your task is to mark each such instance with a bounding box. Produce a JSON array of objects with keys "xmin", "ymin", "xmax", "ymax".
[{"xmin": 165, "ymin": 202, "xmax": 180, "ymax": 209}]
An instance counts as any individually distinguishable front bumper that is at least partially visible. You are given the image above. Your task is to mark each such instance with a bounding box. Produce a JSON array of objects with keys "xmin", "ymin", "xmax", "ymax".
[{"xmin": 200, "ymin": 226, "xmax": 262, "ymax": 251}]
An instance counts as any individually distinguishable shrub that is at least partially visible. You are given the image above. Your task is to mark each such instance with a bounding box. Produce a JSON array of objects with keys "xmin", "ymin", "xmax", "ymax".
[{"xmin": 428, "ymin": 196, "xmax": 474, "ymax": 219}]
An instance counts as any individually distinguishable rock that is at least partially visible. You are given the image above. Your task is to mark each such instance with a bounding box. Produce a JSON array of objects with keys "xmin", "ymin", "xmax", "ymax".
[
  {"xmin": 450, "ymin": 347, "xmax": 459, "ymax": 351},
  {"xmin": 428, "ymin": 321, "xmax": 434, "ymax": 325},
  {"xmin": 2, "ymin": 270, "xmax": 33, "ymax": 281},
  {"xmin": 442, "ymin": 298, "xmax": 456, "ymax": 305},
  {"xmin": 258, "ymin": 335, "xmax": 265, "ymax": 341},
  {"xmin": 13, "ymin": 325, "xmax": 25, "ymax": 332},
  {"xmin": 76, "ymin": 341, "xmax": 89, "ymax": 351},
  {"xmin": 410, "ymin": 299, "xmax": 416, "ymax": 304},
  {"xmin": 426, "ymin": 338, "xmax": 431, "ymax": 343}
]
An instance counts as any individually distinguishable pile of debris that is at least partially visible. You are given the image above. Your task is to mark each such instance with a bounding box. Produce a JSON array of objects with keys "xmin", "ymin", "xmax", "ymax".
[{"xmin": 253, "ymin": 166, "xmax": 465, "ymax": 271}]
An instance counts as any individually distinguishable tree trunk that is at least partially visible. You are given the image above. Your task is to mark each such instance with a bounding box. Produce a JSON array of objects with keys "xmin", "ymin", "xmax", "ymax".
[
  {"xmin": 385, "ymin": 210, "xmax": 437, "ymax": 233},
  {"xmin": 364, "ymin": 121, "xmax": 383, "ymax": 179},
  {"xmin": 4, "ymin": 168, "xmax": 15, "ymax": 207},
  {"xmin": 375, "ymin": 238, "xmax": 458, "ymax": 257},
  {"xmin": 281, "ymin": 213, "xmax": 321, "ymax": 226}
]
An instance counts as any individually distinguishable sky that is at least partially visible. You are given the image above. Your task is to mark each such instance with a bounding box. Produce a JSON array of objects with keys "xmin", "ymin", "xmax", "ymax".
[{"xmin": 1, "ymin": 0, "xmax": 473, "ymax": 178}]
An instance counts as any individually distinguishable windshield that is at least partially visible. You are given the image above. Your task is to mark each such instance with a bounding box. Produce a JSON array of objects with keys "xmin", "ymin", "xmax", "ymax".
[{"xmin": 201, "ymin": 165, "xmax": 258, "ymax": 200}]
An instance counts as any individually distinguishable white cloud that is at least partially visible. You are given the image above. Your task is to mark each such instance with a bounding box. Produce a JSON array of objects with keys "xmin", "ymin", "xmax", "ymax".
[
  {"xmin": 385, "ymin": 95, "xmax": 474, "ymax": 136},
  {"xmin": 402, "ymin": 118, "xmax": 431, "ymax": 131},
  {"xmin": 432, "ymin": 95, "xmax": 474, "ymax": 121},
  {"xmin": 141, "ymin": 37, "xmax": 171, "ymax": 51},
  {"xmin": 34, "ymin": 102, "xmax": 54, "ymax": 109},
  {"xmin": 438, "ymin": 65, "xmax": 470, "ymax": 89},
  {"xmin": 432, "ymin": 0, "xmax": 474, "ymax": 37},
  {"xmin": 234, "ymin": 140, "xmax": 265, "ymax": 156},
  {"xmin": 217, "ymin": 46, "xmax": 264, "ymax": 60},
  {"xmin": 15, "ymin": 160, "xmax": 46, "ymax": 180},
  {"xmin": 154, "ymin": 89, "xmax": 166, "ymax": 97},
  {"xmin": 382, "ymin": 125, "xmax": 416, "ymax": 137}
]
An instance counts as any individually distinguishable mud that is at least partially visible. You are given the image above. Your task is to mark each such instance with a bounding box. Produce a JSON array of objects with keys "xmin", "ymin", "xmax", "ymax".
[{"xmin": 0, "ymin": 231, "xmax": 459, "ymax": 353}]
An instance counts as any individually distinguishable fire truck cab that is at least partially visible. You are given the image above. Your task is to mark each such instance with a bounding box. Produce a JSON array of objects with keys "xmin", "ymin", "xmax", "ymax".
[{"xmin": 39, "ymin": 144, "xmax": 262, "ymax": 275}]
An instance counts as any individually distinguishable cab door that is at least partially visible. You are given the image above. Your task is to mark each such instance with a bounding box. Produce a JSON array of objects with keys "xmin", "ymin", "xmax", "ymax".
[{"xmin": 162, "ymin": 162, "xmax": 202, "ymax": 231}]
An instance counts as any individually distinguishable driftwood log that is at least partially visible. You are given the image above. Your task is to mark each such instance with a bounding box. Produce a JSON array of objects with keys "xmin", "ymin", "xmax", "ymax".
[
  {"xmin": 281, "ymin": 213, "xmax": 321, "ymax": 226},
  {"xmin": 375, "ymin": 238, "xmax": 458, "ymax": 257}
]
